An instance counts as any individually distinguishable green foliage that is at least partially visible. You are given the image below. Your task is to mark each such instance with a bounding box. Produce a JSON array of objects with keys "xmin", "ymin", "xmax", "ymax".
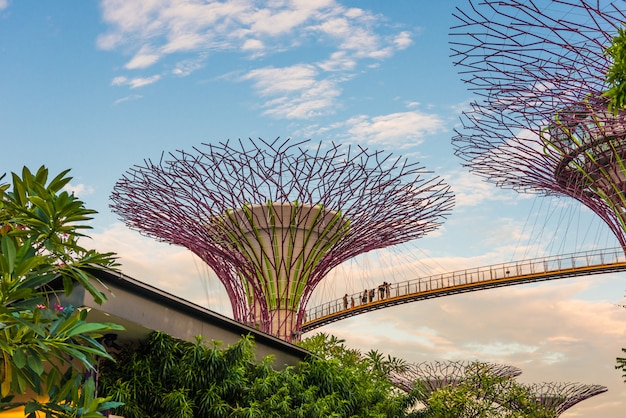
[
  {"xmin": 299, "ymin": 332, "xmax": 409, "ymax": 380},
  {"xmin": 617, "ymin": 348, "xmax": 626, "ymax": 382},
  {"xmin": 416, "ymin": 363, "xmax": 555, "ymax": 418},
  {"xmin": 0, "ymin": 166, "xmax": 123, "ymax": 416},
  {"xmin": 100, "ymin": 331, "xmax": 416, "ymax": 417},
  {"xmin": 603, "ymin": 28, "xmax": 626, "ymax": 113}
]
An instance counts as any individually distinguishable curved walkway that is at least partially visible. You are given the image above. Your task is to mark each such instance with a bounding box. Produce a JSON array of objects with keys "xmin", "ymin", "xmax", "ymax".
[{"xmin": 302, "ymin": 247, "xmax": 626, "ymax": 332}]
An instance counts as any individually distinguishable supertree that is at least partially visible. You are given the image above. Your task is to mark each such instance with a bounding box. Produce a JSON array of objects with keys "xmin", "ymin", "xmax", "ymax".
[
  {"xmin": 391, "ymin": 360, "xmax": 522, "ymax": 396},
  {"xmin": 450, "ymin": 0, "xmax": 626, "ymax": 250},
  {"xmin": 527, "ymin": 382, "xmax": 608, "ymax": 416},
  {"xmin": 110, "ymin": 138, "xmax": 453, "ymax": 341}
]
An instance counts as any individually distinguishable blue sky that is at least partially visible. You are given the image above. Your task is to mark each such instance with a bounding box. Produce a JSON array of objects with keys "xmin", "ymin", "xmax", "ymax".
[{"xmin": 1, "ymin": 1, "xmax": 625, "ymax": 416}]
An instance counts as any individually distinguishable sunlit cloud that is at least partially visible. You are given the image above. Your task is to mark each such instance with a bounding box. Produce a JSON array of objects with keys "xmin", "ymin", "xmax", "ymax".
[{"xmin": 90, "ymin": 222, "xmax": 231, "ymax": 315}]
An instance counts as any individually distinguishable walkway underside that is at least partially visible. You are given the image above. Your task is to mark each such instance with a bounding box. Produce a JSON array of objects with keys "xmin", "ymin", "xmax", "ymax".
[{"xmin": 301, "ymin": 248, "xmax": 626, "ymax": 333}]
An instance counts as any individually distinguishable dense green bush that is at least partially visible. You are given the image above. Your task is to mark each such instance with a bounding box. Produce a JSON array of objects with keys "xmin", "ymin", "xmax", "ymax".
[{"xmin": 99, "ymin": 331, "xmax": 414, "ymax": 418}]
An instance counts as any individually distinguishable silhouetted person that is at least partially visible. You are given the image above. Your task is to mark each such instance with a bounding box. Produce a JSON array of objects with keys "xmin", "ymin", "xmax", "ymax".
[
  {"xmin": 343, "ymin": 294, "xmax": 348, "ymax": 310},
  {"xmin": 362, "ymin": 290, "xmax": 368, "ymax": 304},
  {"xmin": 378, "ymin": 283, "xmax": 386, "ymax": 299}
]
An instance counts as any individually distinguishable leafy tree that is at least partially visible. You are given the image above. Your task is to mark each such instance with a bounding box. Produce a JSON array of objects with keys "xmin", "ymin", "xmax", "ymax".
[
  {"xmin": 414, "ymin": 362, "xmax": 555, "ymax": 418},
  {"xmin": 99, "ymin": 331, "xmax": 417, "ymax": 417},
  {"xmin": 603, "ymin": 27, "xmax": 626, "ymax": 112},
  {"xmin": 0, "ymin": 166, "xmax": 123, "ymax": 417},
  {"xmin": 617, "ymin": 349, "xmax": 626, "ymax": 382}
]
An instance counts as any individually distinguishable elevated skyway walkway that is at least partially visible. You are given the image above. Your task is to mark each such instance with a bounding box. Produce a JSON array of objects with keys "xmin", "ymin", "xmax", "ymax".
[{"xmin": 301, "ymin": 247, "xmax": 626, "ymax": 333}]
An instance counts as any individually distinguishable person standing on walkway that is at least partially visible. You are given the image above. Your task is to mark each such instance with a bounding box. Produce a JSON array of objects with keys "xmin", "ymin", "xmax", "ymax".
[{"xmin": 378, "ymin": 283, "xmax": 386, "ymax": 299}]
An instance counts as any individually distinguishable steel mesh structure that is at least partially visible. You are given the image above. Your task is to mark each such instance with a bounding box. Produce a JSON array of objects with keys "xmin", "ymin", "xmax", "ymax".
[
  {"xmin": 110, "ymin": 138, "xmax": 453, "ymax": 341},
  {"xmin": 527, "ymin": 382, "xmax": 608, "ymax": 416},
  {"xmin": 450, "ymin": 0, "xmax": 626, "ymax": 249},
  {"xmin": 392, "ymin": 360, "xmax": 522, "ymax": 396},
  {"xmin": 392, "ymin": 361, "xmax": 605, "ymax": 415}
]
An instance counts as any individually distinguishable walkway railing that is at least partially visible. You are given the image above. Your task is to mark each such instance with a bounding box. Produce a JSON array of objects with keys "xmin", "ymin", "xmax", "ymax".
[{"xmin": 302, "ymin": 247, "xmax": 626, "ymax": 332}]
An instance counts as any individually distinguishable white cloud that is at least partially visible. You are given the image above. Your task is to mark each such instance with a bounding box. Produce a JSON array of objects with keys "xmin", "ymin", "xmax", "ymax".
[
  {"xmin": 111, "ymin": 75, "xmax": 161, "ymax": 89},
  {"xmin": 125, "ymin": 46, "xmax": 161, "ymax": 69},
  {"xmin": 241, "ymin": 38, "xmax": 264, "ymax": 52},
  {"xmin": 0, "ymin": 0, "xmax": 8, "ymax": 11},
  {"xmin": 243, "ymin": 64, "xmax": 318, "ymax": 95},
  {"xmin": 110, "ymin": 76, "xmax": 127, "ymax": 86},
  {"xmin": 130, "ymin": 75, "xmax": 161, "ymax": 88},
  {"xmin": 318, "ymin": 51, "xmax": 356, "ymax": 72},
  {"xmin": 172, "ymin": 56, "xmax": 206, "ymax": 77},
  {"xmin": 393, "ymin": 31, "xmax": 413, "ymax": 49},
  {"xmin": 63, "ymin": 183, "xmax": 95, "ymax": 197},
  {"xmin": 242, "ymin": 65, "xmax": 342, "ymax": 118},
  {"xmin": 343, "ymin": 110, "xmax": 444, "ymax": 146},
  {"xmin": 445, "ymin": 169, "xmax": 517, "ymax": 208},
  {"xmin": 98, "ymin": 0, "xmax": 413, "ymax": 114},
  {"xmin": 113, "ymin": 94, "xmax": 143, "ymax": 105}
]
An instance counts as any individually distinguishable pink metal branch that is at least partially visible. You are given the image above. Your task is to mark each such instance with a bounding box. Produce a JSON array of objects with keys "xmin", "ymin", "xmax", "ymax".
[
  {"xmin": 451, "ymin": 0, "xmax": 626, "ymax": 249},
  {"xmin": 111, "ymin": 138, "xmax": 453, "ymax": 340}
]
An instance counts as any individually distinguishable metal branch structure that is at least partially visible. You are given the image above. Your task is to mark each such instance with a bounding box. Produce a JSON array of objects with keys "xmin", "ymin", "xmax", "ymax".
[
  {"xmin": 450, "ymin": 0, "xmax": 626, "ymax": 249},
  {"xmin": 391, "ymin": 360, "xmax": 522, "ymax": 396},
  {"xmin": 110, "ymin": 138, "xmax": 454, "ymax": 341},
  {"xmin": 527, "ymin": 382, "xmax": 608, "ymax": 416},
  {"xmin": 392, "ymin": 361, "xmax": 606, "ymax": 416}
]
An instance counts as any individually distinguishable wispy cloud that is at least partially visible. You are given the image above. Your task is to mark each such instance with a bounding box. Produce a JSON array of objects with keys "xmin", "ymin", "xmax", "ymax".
[
  {"xmin": 0, "ymin": 0, "xmax": 8, "ymax": 11},
  {"xmin": 343, "ymin": 111, "xmax": 444, "ymax": 146},
  {"xmin": 113, "ymin": 94, "xmax": 143, "ymax": 105},
  {"xmin": 445, "ymin": 169, "xmax": 518, "ymax": 208},
  {"xmin": 98, "ymin": 0, "xmax": 413, "ymax": 117},
  {"xmin": 242, "ymin": 64, "xmax": 343, "ymax": 118},
  {"xmin": 297, "ymin": 105, "xmax": 446, "ymax": 148},
  {"xmin": 110, "ymin": 75, "xmax": 161, "ymax": 89}
]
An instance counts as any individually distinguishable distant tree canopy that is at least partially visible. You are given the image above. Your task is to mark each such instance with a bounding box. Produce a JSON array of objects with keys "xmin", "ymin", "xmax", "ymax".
[{"xmin": 604, "ymin": 27, "xmax": 626, "ymax": 112}]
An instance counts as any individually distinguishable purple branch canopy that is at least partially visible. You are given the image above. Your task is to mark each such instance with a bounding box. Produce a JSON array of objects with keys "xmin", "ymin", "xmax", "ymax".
[
  {"xmin": 528, "ymin": 382, "xmax": 608, "ymax": 416},
  {"xmin": 450, "ymin": 0, "xmax": 626, "ymax": 249},
  {"xmin": 110, "ymin": 138, "xmax": 454, "ymax": 340}
]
